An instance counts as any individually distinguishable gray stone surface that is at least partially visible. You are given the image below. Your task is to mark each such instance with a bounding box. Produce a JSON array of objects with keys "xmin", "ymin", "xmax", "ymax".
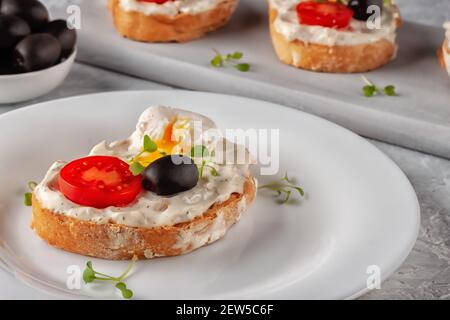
[
  {"xmin": 397, "ymin": 0, "xmax": 450, "ymax": 27},
  {"xmin": 360, "ymin": 1, "xmax": 450, "ymax": 300}
]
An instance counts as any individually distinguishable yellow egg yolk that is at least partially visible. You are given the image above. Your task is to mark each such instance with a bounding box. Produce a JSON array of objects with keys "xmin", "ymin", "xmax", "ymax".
[{"xmin": 136, "ymin": 118, "xmax": 190, "ymax": 166}]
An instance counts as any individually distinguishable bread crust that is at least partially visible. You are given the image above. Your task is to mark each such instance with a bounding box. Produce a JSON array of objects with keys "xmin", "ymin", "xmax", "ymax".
[
  {"xmin": 268, "ymin": 6, "xmax": 400, "ymax": 73},
  {"xmin": 31, "ymin": 177, "xmax": 256, "ymax": 260},
  {"xmin": 108, "ymin": 0, "xmax": 239, "ymax": 42}
]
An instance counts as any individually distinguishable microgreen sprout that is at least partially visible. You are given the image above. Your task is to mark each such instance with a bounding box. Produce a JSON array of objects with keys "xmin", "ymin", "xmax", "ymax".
[
  {"xmin": 258, "ymin": 172, "xmax": 305, "ymax": 204},
  {"xmin": 210, "ymin": 49, "xmax": 250, "ymax": 72},
  {"xmin": 190, "ymin": 145, "xmax": 219, "ymax": 179},
  {"xmin": 384, "ymin": 85, "xmax": 396, "ymax": 96},
  {"xmin": 83, "ymin": 255, "xmax": 137, "ymax": 299},
  {"xmin": 361, "ymin": 76, "xmax": 397, "ymax": 97},
  {"xmin": 129, "ymin": 135, "xmax": 158, "ymax": 175},
  {"xmin": 24, "ymin": 181, "xmax": 37, "ymax": 206}
]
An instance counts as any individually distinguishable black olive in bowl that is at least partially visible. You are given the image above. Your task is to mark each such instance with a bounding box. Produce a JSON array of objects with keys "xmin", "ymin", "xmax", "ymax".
[
  {"xmin": 0, "ymin": 65, "xmax": 15, "ymax": 75},
  {"xmin": 43, "ymin": 19, "xmax": 77, "ymax": 59},
  {"xmin": 0, "ymin": 14, "xmax": 30, "ymax": 49},
  {"xmin": 143, "ymin": 155, "xmax": 199, "ymax": 196},
  {"xmin": 13, "ymin": 33, "xmax": 61, "ymax": 72},
  {"xmin": 1, "ymin": 0, "xmax": 49, "ymax": 32},
  {"xmin": 0, "ymin": 52, "xmax": 15, "ymax": 75}
]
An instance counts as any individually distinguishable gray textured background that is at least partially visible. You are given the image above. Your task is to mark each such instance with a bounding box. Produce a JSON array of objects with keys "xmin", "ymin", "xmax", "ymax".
[
  {"xmin": 397, "ymin": 0, "xmax": 449, "ymax": 26},
  {"xmin": 0, "ymin": 0, "xmax": 448, "ymax": 300},
  {"xmin": 361, "ymin": 0, "xmax": 450, "ymax": 299}
]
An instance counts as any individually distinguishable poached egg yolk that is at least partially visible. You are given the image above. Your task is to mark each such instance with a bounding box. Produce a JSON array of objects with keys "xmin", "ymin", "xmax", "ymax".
[{"xmin": 136, "ymin": 118, "xmax": 190, "ymax": 166}]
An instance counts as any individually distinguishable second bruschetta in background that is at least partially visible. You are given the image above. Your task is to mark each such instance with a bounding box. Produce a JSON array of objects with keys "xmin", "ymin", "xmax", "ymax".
[
  {"xmin": 438, "ymin": 22, "xmax": 450, "ymax": 78},
  {"xmin": 108, "ymin": 0, "xmax": 239, "ymax": 42},
  {"xmin": 268, "ymin": 0, "xmax": 401, "ymax": 73}
]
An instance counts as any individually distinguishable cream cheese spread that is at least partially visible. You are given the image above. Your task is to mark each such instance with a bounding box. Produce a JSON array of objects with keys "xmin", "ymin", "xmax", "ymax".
[
  {"xmin": 119, "ymin": 0, "xmax": 224, "ymax": 16},
  {"xmin": 269, "ymin": 0, "xmax": 400, "ymax": 46},
  {"xmin": 34, "ymin": 106, "xmax": 252, "ymax": 228}
]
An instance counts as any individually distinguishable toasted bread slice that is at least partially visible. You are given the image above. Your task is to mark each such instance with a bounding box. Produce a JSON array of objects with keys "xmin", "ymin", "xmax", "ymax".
[
  {"xmin": 31, "ymin": 176, "xmax": 256, "ymax": 260},
  {"xmin": 268, "ymin": 6, "xmax": 401, "ymax": 73},
  {"xmin": 108, "ymin": 0, "xmax": 239, "ymax": 42}
]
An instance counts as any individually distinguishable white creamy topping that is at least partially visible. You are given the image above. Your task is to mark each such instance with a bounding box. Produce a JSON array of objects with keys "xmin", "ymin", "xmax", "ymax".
[
  {"xmin": 444, "ymin": 22, "xmax": 450, "ymax": 75},
  {"xmin": 269, "ymin": 0, "xmax": 399, "ymax": 46},
  {"xmin": 34, "ymin": 106, "xmax": 252, "ymax": 228},
  {"xmin": 119, "ymin": 0, "xmax": 223, "ymax": 16}
]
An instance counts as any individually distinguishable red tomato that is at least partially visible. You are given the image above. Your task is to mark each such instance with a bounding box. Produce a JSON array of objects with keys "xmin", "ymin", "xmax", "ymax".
[
  {"xmin": 296, "ymin": 1, "xmax": 353, "ymax": 29},
  {"xmin": 59, "ymin": 156, "xmax": 142, "ymax": 209},
  {"xmin": 138, "ymin": 0, "xmax": 174, "ymax": 4}
]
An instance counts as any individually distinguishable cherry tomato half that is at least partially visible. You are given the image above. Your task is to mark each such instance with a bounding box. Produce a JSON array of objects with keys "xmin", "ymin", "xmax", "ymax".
[
  {"xmin": 296, "ymin": 1, "xmax": 354, "ymax": 29},
  {"xmin": 138, "ymin": 0, "xmax": 174, "ymax": 4},
  {"xmin": 59, "ymin": 156, "xmax": 142, "ymax": 209}
]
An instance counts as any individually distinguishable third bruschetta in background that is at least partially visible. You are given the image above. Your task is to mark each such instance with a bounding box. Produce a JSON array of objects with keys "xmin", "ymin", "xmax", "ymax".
[
  {"xmin": 108, "ymin": 0, "xmax": 239, "ymax": 43},
  {"xmin": 268, "ymin": 0, "xmax": 402, "ymax": 73}
]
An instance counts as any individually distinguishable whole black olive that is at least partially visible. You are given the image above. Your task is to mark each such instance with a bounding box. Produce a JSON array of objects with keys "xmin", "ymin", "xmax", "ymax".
[
  {"xmin": 43, "ymin": 19, "xmax": 77, "ymax": 58},
  {"xmin": 0, "ymin": 65, "xmax": 14, "ymax": 74},
  {"xmin": 0, "ymin": 14, "xmax": 30, "ymax": 50},
  {"xmin": 13, "ymin": 33, "xmax": 61, "ymax": 72},
  {"xmin": 142, "ymin": 155, "xmax": 199, "ymax": 196},
  {"xmin": 347, "ymin": 0, "xmax": 383, "ymax": 21},
  {"xmin": 1, "ymin": 0, "xmax": 49, "ymax": 32}
]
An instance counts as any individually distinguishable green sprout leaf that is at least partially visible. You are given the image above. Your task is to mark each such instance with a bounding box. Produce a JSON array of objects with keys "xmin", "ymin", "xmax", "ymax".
[
  {"xmin": 189, "ymin": 145, "xmax": 221, "ymax": 179},
  {"xmin": 23, "ymin": 181, "xmax": 38, "ymax": 207},
  {"xmin": 129, "ymin": 135, "xmax": 159, "ymax": 175},
  {"xmin": 83, "ymin": 256, "xmax": 137, "ymax": 299},
  {"xmin": 143, "ymin": 135, "xmax": 157, "ymax": 153},
  {"xmin": 129, "ymin": 161, "xmax": 145, "ymax": 176},
  {"xmin": 225, "ymin": 51, "xmax": 243, "ymax": 61},
  {"xmin": 361, "ymin": 76, "xmax": 397, "ymax": 98},
  {"xmin": 384, "ymin": 85, "xmax": 396, "ymax": 96},
  {"xmin": 28, "ymin": 181, "xmax": 37, "ymax": 191},
  {"xmin": 363, "ymin": 85, "xmax": 376, "ymax": 97},
  {"xmin": 198, "ymin": 160, "xmax": 206, "ymax": 179},
  {"xmin": 210, "ymin": 55, "xmax": 223, "ymax": 68},
  {"xmin": 202, "ymin": 164, "xmax": 219, "ymax": 177},
  {"xmin": 231, "ymin": 51, "xmax": 243, "ymax": 60},
  {"xmin": 116, "ymin": 282, "xmax": 133, "ymax": 299},
  {"xmin": 211, "ymin": 49, "xmax": 250, "ymax": 72},
  {"xmin": 83, "ymin": 262, "xmax": 96, "ymax": 283},
  {"xmin": 190, "ymin": 145, "xmax": 209, "ymax": 158},
  {"xmin": 259, "ymin": 172, "xmax": 305, "ymax": 205},
  {"xmin": 210, "ymin": 167, "xmax": 219, "ymax": 177},
  {"xmin": 24, "ymin": 193, "xmax": 32, "ymax": 206},
  {"xmin": 294, "ymin": 186, "xmax": 305, "ymax": 197},
  {"xmin": 235, "ymin": 63, "xmax": 250, "ymax": 72}
]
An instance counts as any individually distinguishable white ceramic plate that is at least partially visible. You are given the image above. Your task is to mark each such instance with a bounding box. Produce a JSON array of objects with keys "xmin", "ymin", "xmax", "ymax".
[{"xmin": 0, "ymin": 91, "xmax": 419, "ymax": 299}]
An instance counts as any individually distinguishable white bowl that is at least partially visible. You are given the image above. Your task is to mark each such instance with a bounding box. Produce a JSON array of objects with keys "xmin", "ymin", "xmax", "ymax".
[{"xmin": 0, "ymin": 50, "xmax": 76, "ymax": 104}]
